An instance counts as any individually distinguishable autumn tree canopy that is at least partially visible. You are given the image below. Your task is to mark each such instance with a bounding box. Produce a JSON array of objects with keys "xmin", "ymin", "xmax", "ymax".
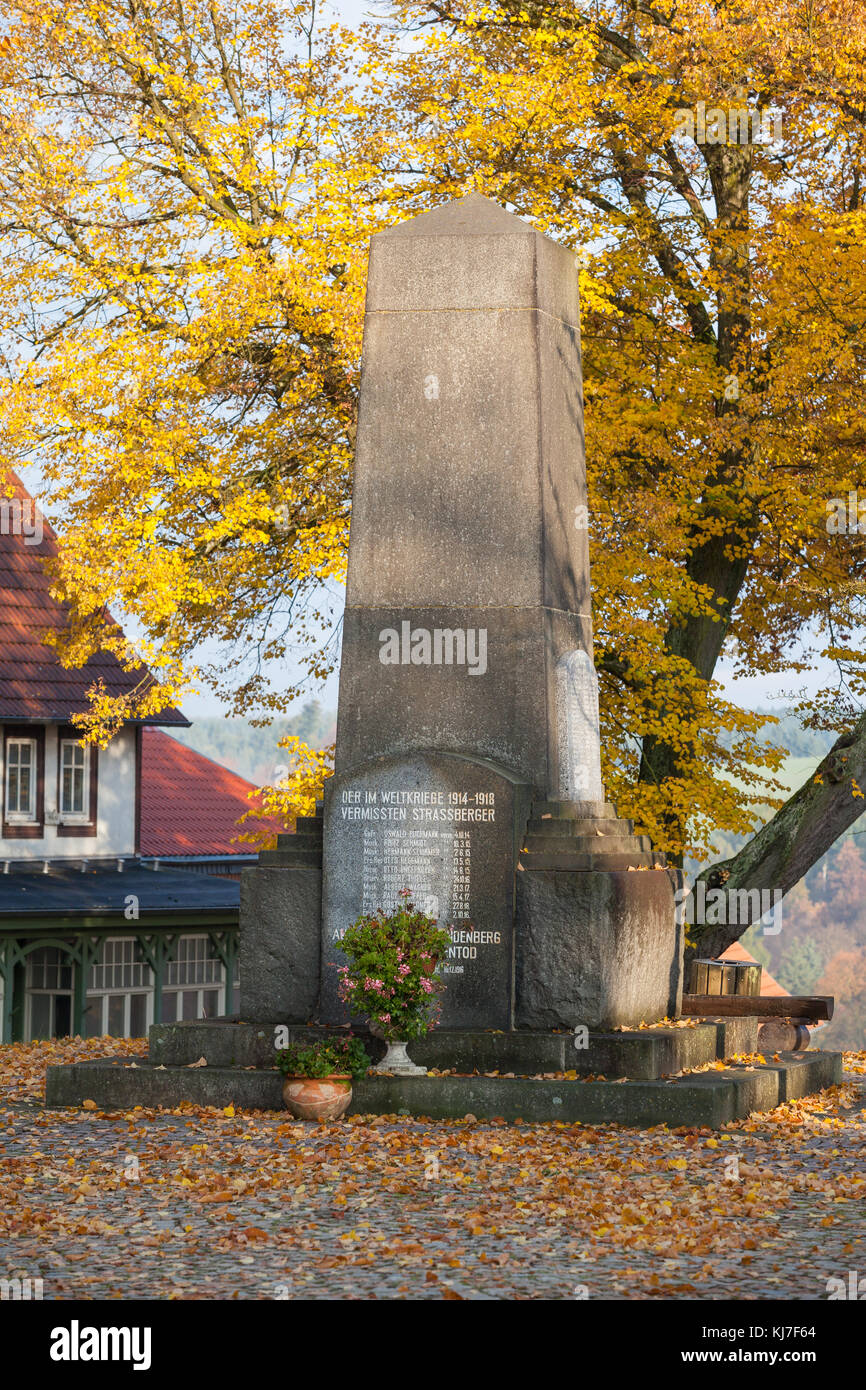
[{"xmin": 1, "ymin": 0, "xmax": 866, "ymax": 950}]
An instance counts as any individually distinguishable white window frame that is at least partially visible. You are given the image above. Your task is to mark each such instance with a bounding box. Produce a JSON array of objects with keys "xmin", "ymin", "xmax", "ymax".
[
  {"xmin": 5, "ymin": 737, "xmax": 38, "ymax": 823},
  {"xmin": 59, "ymin": 737, "xmax": 90, "ymax": 822}
]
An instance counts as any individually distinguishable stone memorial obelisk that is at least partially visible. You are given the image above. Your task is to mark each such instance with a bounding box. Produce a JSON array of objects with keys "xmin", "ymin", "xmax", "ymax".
[
  {"xmin": 47, "ymin": 195, "xmax": 846, "ymax": 1129},
  {"xmin": 313, "ymin": 193, "xmax": 681, "ymax": 1031}
]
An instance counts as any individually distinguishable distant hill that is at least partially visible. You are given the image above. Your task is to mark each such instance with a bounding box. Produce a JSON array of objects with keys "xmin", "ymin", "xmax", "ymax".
[
  {"xmin": 170, "ymin": 701, "xmax": 336, "ymax": 786},
  {"xmin": 721, "ymin": 708, "xmax": 837, "ymax": 760}
]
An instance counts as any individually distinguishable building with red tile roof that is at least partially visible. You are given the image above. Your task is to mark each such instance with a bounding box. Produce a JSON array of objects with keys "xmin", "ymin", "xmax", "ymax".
[
  {"xmin": 0, "ymin": 470, "xmax": 186, "ymax": 725},
  {"xmin": 0, "ymin": 472, "xmax": 278, "ymax": 1042},
  {"xmin": 139, "ymin": 729, "xmax": 279, "ymax": 860}
]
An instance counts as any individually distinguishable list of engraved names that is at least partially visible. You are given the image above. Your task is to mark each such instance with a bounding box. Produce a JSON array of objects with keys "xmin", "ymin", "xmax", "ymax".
[{"xmin": 339, "ymin": 786, "xmax": 500, "ymax": 973}]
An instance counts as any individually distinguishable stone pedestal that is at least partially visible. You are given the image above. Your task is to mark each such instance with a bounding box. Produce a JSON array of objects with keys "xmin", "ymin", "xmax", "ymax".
[
  {"xmin": 515, "ymin": 798, "xmax": 683, "ymax": 1029},
  {"xmin": 516, "ymin": 864, "xmax": 682, "ymax": 1030},
  {"xmin": 238, "ymin": 814, "xmax": 323, "ymax": 1023}
]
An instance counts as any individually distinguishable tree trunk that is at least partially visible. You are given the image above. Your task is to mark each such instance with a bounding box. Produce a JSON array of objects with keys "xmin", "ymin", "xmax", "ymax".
[{"xmin": 686, "ymin": 715, "xmax": 866, "ymax": 961}]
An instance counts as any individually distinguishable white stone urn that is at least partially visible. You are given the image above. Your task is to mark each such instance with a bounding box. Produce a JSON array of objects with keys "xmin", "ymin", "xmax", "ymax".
[{"xmin": 368, "ymin": 1024, "xmax": 427, "ymax": 1076}]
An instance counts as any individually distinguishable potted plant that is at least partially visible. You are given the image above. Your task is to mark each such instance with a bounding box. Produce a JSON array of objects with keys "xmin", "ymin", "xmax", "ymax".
[
  {"xmin": 336, "ymin": 890, "xmax": 452, "ymax": 1075},
  {"xmin": 276, "ymin": 1036, "xmax": 371, "ymax": 1120}
]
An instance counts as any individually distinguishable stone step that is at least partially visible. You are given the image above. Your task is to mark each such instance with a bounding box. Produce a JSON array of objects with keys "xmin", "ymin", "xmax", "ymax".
[
  {"xmin": 44, "ymin": 1049, "xmax": 844, "ymax": 1129},
  {"xmin": 147, "ymin": 1018, "xmax": 759, "ymax": 1075},
  {"xmin": 532, "ymin": 800, "xmax": 617, "ymax": 819},
  {"xmin": 274, "ymin": 832, "xmax": 322, "ymax": 853},
  {"xmin": 295, "ymin": 815, "xmax": 323, "ymax": 835},
  {"xmin": 527, "ymin": 817, "xmax": 634, "ymax": 837},
  {"xmin": 522, "ymin": 833, "xmax": 651, "ymax": 856},
  {"xmin": 256, "ymin": 848, "xmax": 323, "ymax": 868},
  {"xmin": 519, "ymin": 851, "xmax": 666, "ymax": 872}
]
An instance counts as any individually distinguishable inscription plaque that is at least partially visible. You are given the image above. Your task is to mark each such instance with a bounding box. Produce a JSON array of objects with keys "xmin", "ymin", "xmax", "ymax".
[{"xmin": 321, "ymin": 753, "xmax": 526, "ymax": 1029}]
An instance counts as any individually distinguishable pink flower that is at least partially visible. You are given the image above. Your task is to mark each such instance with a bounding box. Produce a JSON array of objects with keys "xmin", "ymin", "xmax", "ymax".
[
  {"xmin": 378, "ymin": 1013, "xmax": 391, "ymax": 1023},
  {"xmin": 398, "ymin": 964, "xmax": 410, "ymax": 976},
  {"xmin": 420, "ymin": 978, "xmax": 433, "ymax": 993}
]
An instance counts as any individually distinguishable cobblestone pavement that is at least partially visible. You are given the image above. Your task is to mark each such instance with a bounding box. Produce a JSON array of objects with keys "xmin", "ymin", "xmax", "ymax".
[{"xmin": 1, "ymin": 1043, "xmax": 864, "ymax": 1301}]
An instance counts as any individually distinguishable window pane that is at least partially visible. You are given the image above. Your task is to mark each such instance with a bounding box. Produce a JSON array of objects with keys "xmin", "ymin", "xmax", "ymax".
[
  {"xmin": 6, "ymin": 741, "xmax": 36, "ymax": 816},
  {"xmin": 106, "ymin": 994, "xmax": 125, "ymax": 1036},
  {"xmin": 201, "ymin": 990, "xmax": 219, "ymax": 1018},
  {"xmin": 129, "ymin": 994, "xmax": 148, "ymax": 1037},
  {"xmin": 83, "ymin": 997, "xmax": 103, "ymax": 1039},
  {"xmin": 54, "ymin": 994, "xmax": 72, "ymax": 1038},
  {"xmin": 182, "ymin": 990, "xmax": 198, "ymax": 1020},
  {"xmin": 30, "ymin": 995, "xmax": 51, "ymax": 1041},
  {"xmin": 60, "ymin": 742, "xmax": 86, "ymax": 815},
  {"xmin": 160, "ymin": 992, "xmax": 177, "ymax": 1024}
]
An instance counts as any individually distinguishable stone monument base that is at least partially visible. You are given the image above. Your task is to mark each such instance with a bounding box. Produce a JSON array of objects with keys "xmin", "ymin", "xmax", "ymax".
[
  {"xmin": 44, "ymin": 1018, "xmax": 843, "ymax": 1131},
  {"xmin": 515, "ymin": 799, "xmax": 683, "ymax": 1029}
]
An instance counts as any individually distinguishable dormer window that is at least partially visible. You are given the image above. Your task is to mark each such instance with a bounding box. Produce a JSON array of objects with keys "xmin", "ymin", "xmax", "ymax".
[
  {"xmin": 6, "ymin": 738, "xmax": 37, "ymax": 820},
  {"xmin": 59, "ymin": 739, "xmax": 88, "ymax": 819}
]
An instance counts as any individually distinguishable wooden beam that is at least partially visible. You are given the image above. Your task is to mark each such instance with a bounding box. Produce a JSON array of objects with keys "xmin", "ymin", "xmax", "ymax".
[{"xmin": 682, "ymin": 994, "xmax": 834, "ymax": 1021}]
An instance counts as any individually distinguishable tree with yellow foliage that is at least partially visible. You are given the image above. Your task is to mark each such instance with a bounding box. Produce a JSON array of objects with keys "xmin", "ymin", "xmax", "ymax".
[
  {"xmin": 2, "ymin": 0, "xmax": 866, "ymax": 955},
  {"xmin": 366, "ymin": 0, "xmax": 866, "ymax": 954},
  {"xmin": 0, "ymin": 0, "xmax": 388, "ymax": 730}
]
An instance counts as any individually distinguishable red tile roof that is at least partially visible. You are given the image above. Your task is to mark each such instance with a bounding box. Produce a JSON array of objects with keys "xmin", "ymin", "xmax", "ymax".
[
  {"xmin": 0, "ymin": 470, "xmax": 186, "ymax": 725},
  {"xmin": 139, "ymin": 729, "xmax": 281, "ymax": 856}
]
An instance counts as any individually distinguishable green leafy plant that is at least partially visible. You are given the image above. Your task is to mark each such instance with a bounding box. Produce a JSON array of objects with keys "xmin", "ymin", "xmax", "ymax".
[
  {"xmin": 336, "ymin": 891, "xmax": 453, "ymax": 1042},
  {"xmin": 275, "ymin": 1035, "xmax": 370, "ymax": 1080}
]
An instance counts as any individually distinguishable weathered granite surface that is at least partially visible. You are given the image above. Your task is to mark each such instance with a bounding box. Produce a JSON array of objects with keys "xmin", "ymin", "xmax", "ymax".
[
  {"xmin": 239, "ymin": 864, "xmax": 321, "ymax": 1023},
  {"xmin": 515, "ymin": 865, "xmax": 683, "ymax": 1030}
]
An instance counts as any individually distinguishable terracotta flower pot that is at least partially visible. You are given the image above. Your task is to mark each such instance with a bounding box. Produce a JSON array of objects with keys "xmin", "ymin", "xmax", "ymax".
[{"xmin": 281, "ymin": 1074, "xmax": 352, "ymax": 1121}]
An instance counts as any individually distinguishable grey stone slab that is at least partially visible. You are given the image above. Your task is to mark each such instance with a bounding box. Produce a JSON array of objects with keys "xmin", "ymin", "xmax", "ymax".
[
  {"xmin": 701, "ymin": 1016, "xmax": 760, "ymax": 1057},
  {"xmin": 39, "ymin": 1058, "xmax": 789, "ymax": 1129},
  {"xmin": 321, "ymin": 752, "xmax": 530, "ymax": 1030},
  {"xmin": 45, "ymin": 1047, "xmax": 845, "ymax": 1128},
  {"xmin": 526, "ymin": 817, "xmax": 633, "ymax": 836},
  {"xmin": 335, "ymin": 605, "xmax": 590, "ymax": 788},
  {"xmin": 572, "ymin": 1026, "xmax": 720, "ymax": 1079},
  {"xmin": 515, "ymin": 867, "xmax": 682, "ymax": 1030},
  {"xmin": 148, "ymin": 1020, "xmax": 729, "ymax": 1078},
  {"xmin": 238, "ymin": 865, "xmax": 321, "ymax": 1023},
  {"xmin": 770, "ymin": 1050, "xmax": 843, "ymax": 1099}
]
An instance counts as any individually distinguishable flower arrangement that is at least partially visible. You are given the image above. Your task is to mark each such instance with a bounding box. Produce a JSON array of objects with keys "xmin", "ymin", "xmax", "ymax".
[
  {"xmin": 336, "ymin": 891, "xmax": 453, "ymax": 1042},
  {"xmin": 275, "ymin": 1035, "xmax": 370, "ymax": 1080}
]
